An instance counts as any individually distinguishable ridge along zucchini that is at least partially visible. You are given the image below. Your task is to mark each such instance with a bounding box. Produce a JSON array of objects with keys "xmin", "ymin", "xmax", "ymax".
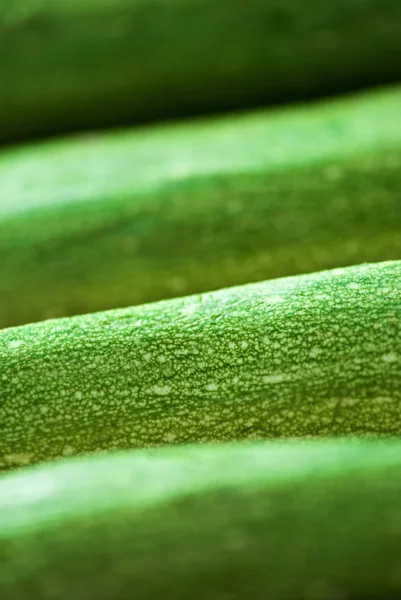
[
  {"xmin": 0, "ymin": 260, "xmax": 399, "ymax": 470},
  {"xmin": 1, "ymin": 86, "xmax": 401, "ymax": 329},
  {"xmin": 1, "ymin": 440, "xmax": 401, "ymax": 598},
  {"xmin": 1, "ymin": 0, "xmax": 401, "ymax": 144}
]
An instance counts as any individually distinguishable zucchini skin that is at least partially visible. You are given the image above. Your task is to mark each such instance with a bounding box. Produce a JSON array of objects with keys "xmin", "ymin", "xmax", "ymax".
[
  {"xmin": 1, "ymin": 86, "xmax": 401, "ymax": 329},
  {"xmin": 1, "ymin": 0, "xmax": 401, "ymax": 143},
  {"xmin": 1, "ymin": 440, "xmax": 401, "ymax": 599},
  {"xmin": 0, "ymin": 261, "xmax": 399, "ymax": 470}
]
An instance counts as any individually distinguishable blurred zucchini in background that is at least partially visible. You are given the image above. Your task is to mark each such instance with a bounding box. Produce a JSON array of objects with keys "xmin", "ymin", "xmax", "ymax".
[
  {"xmin": 1, "ymin": 440, "xmax": 401, "ymax": 598},
  {"xmin": 0, "ymin": 261, "xmax": 399, "ymax": 470},
  {"xmin": 0, "ymin": 86, "xmax": 400, "ymax": 328},
  {"xmin": 1, "ymin": 0, "xmax": 401, "ymax": 144}
]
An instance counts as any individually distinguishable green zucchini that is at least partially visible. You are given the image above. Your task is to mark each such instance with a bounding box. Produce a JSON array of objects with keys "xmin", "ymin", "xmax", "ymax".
[
  {"xmin": 1, "ymin": 439, "xmax": 401, "ymax": 599},
  {"xmin": 1, "ymin": 86, "xmax": 401, "ymax": 329},
  {"xmin": 0, "ymin": 260, "xmax": 399, "ymax": 470},
  {"xmin": 2, "ymin": 0, "xmax": 401, "ymax": 143}
]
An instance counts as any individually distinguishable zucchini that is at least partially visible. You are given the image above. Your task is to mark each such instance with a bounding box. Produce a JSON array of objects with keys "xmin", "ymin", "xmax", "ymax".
[
  {"xmin": 1, "ymin": 0, "xmax": 401, "ymax": 143},
  {"xmin": 0, "ymin": 260, "xmax": 399, "ymax": 470},
  {"xmin": 1, "ymin": 86, "xmax": 401, "ymax": 329},
  {"xmin": 1, "ymin": 439, "xmax": 401, "ymax": 599}
]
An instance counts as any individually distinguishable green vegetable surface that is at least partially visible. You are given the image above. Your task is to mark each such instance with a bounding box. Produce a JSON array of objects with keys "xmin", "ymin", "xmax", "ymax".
[
  {"xmin": 2, "ymin": 0, "xmax": 401, "ymax": 143},
  {"xmin": 1, "ymin": 2, "xmax": 401, "ymax": 596},
  {"xmin": 1, "ymin": 86, "xmax": 401, "ymax": 328},
  {"xmin": 1, "ymin": 440, "xmax": 401, "ymax": 599},
  {"xmin": 0, "ymin": 261, "xmax": 399, "ymax": 470}
]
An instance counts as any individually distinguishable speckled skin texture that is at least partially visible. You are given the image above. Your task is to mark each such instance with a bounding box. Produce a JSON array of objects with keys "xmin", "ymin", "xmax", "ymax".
[
  {"xmin": 1, "ymin": 440, "xmax": 401, "ymax": 599},
  {"xmin": 0, "ymin": 261, "xmax": 399, "ymax": 469},
  {"xmin": 1, "ymin": 86, "xmax": 401, "ymax": 328},
  {"xmin": 2, "ymin": 0, "xmax": 401, "ymax": 143}
]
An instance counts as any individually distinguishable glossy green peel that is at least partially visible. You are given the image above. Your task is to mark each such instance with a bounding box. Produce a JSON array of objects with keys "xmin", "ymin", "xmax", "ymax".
[
  {"xmin": 0, "ymin": 261, "xmax": 399, "ymax": 470},
  {"xmin": 1, "ymin": 440, "xmax": 401, "ymax": 599},
  {"xmin": 2, "ymin": 0, "xmax": 401, "ymax": 143},
  {"xmin": 1, "ymin": 86, "xmax": 401, "ymax": 328}
]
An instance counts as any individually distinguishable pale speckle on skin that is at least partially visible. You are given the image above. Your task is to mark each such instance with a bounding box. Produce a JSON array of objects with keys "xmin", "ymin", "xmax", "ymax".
[
  {"xmin": 9, "ymin": 340, "xmax": 24, "ymax": 349},
  {"xmin": 153, "ymin": 385, "xmax": 171, "ymax": 396},
  {"xmin": 373, "ymin": 396, "xmax": 395, "ymax": 404},
  {"xmin": 382, "ymin": 352, "xmax": 397, "ymax": 363},
  {"xmin": 342, "ymin": 397, "xmax": 359, "ymax": 407},
  {"xmin": 206, "ymin": 383, "xmax": 218, "ymax": 392},
  {"xmin": 62, "ymin": 446, "xmax": 75, "ymax": 456},
  {"xmin": 263, "ymin": 374, "xmax": 287, "ymax": 384},
  {"xmin": 181, "ymin": 303, "xmax": 198, "ymax": 316}
]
